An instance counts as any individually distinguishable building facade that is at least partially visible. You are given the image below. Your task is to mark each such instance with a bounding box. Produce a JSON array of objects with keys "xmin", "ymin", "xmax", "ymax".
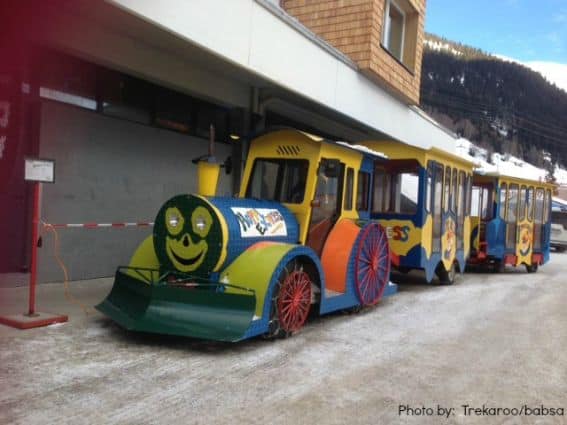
[
  {"xmin": 282, "ymin": 0, "xmax": 425, "ymax": 105},
  {"xmin": 0, "ymin": 0, "xmax": 455, "ymax": 283}
]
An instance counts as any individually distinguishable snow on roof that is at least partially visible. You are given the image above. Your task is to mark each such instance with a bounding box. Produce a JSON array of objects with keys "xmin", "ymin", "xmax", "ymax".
[
  {"xmin": 336, "ymin": 141, "xmax": 388, "ymax": 159},
  {"xmin": 454, "ymin": 137, "xmax": 556, "ymax": 182}
]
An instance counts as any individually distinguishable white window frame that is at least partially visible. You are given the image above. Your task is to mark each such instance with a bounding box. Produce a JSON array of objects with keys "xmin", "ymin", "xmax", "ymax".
[{"xmin": 382, "ymin": 0, "xmax": 406, "ymax": 63}]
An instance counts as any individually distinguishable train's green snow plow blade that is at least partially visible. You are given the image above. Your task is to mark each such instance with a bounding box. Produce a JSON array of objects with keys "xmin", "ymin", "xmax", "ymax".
[{"xmin": 96, "ymin": 268, "xmax": 256, "ymax": 342}]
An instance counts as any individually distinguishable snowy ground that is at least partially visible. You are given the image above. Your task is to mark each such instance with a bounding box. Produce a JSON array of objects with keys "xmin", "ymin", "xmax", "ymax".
[{"xmin": 1, "ymin": 254, "xmax": 566, "ymax": 424}]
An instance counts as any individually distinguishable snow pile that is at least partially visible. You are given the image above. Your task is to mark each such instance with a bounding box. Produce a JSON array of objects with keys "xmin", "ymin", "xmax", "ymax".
[
  {"xmin": 336, "ymin": 142, "xmax": 388, "ymax": 159},
  {"xmin": 455, "ymin": 138, "xmax": 567, "ymax": 185},
  {"xmin": 553, "ymin": 164, "xmax": 567, "ymax": 184}
]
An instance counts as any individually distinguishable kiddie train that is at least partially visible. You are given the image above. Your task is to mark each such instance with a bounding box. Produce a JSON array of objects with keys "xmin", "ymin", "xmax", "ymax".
[{"xmin": 96, "ymin": 129, "xmax": 554, "ymax": 341}]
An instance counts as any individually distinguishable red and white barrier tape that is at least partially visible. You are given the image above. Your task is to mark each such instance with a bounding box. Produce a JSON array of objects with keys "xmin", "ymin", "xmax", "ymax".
[{"xmin": 42, "ymin": 221, "xmax": 154, "ymax": 229}]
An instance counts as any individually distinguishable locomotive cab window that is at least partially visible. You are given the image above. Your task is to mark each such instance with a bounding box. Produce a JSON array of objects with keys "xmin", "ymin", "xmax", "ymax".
[
  {"xmin": 344, "ymin": 168, "xmax": 354, "ymax": 210},
  {"xmin": 246, "ymin": 159, "xmax": 309, "ymax": 204}
]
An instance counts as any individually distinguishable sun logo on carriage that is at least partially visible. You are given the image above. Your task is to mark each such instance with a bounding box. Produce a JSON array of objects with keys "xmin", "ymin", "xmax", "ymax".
[
  {"xmin": 519, "ymin": 223, "xmax": 532, "ymax": 257},
  {"xmin": 443, "ymin": 217, "xmax": 456, "ymax": 261}
]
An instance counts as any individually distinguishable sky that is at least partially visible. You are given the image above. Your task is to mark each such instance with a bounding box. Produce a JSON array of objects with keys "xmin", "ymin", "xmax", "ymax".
[{"xmin": 425, "ymin": 0, "xmax": 567, "ymax": 63}]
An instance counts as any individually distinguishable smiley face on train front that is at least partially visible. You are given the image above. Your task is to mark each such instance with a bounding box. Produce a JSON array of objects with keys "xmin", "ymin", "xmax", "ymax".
[{"xmin": 153, "ymin": 195, "xmax": 223, "ymax": 276}]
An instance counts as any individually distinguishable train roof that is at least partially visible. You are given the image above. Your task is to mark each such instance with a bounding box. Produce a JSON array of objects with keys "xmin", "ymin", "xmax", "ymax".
[
  {"xmin": 473, "ymin": 169, "xmax": 556, "ymax": 188},
  {"xmin": 252, "ymin": 128, "xmax": 389, "ymax": 161},
  {"xmin": 428, "ymin": 146, "xmax": 476, "ymax": 168},
  {"xmin": 357, "ymin": 140, "xmax": 476, "ymax": 169}
]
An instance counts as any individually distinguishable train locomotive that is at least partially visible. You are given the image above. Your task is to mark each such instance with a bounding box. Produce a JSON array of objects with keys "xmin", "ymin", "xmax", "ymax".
[{"xmin": 97, "ymin": 129, "xmax": 394, "ymax": 341}]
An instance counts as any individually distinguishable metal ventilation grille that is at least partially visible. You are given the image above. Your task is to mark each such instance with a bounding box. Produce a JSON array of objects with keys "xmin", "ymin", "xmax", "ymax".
[{"xmin": 276, "ymin": 145, "xmax": 301, "ymax": 155}]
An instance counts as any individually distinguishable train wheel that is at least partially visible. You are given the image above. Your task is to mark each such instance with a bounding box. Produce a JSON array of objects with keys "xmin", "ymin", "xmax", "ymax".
[
  {"xmin": 526, "ymin": 262, "xmax": 539, "ymax": 273},
  {"xmin": 437, "ymin": 262, "xmax": 457, "ymax": 285},
  {"xmin": 266, "ymin": 261, "xmax": 312, "ymax": 338},
  {"xmin": 490, "ymin": 260, "xmax": 505, "ymax": 273},
  {"xmin": 354, "ymin": 223, "xmax": 390, "ymax": 306}
]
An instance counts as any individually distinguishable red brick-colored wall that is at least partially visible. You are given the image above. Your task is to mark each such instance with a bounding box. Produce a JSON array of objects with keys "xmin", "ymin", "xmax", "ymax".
[{"xmin": 282, "ymin": 0, "xmax": 426, "ymax": 105}]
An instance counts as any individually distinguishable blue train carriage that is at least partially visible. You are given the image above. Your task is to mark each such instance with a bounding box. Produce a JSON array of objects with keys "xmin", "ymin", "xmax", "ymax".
[
  {"xmin": 97, "ymin": 129, "xmax": 394, "ymax": 342},
  {"xmin": 357, "ymin": 140, "xmax": 475, "ymax": 284},
  {"xmin": 467, "ymin": 171, "xmax": 554, "ymax": 272}
]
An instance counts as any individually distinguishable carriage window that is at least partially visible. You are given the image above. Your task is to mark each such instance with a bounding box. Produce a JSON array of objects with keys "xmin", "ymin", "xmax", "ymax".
[
  {"xmin": 471, "ymin": 186, "xmax": 479, "ymax": 216},
  {"xmin": 472, "ymin": 185, "xmax": 493, "ymax": 219},
  {"xmin": 457, "ymin": 171, "xmax": 465, "ymax": 217},
  {"xmin": 519, "ymin": 186, "xmax": 527, "ymax": 221},
  {"xmin": 451, "ymin": 169, "xmax": 458, "ymax": 213},
  {"xmin": 357, "ymin": 171, "xmax": 370, "ymax": 211},
  {"xmin": 457, "ymin": 171, "xmax": 465, "ymax": 249},
  {"xmin": 507, "ymin": 184, "xmax": 519, "ymax": 223},
  {"xmin": 432, "ymin": 163, "xmax": 444, "ymax": 252},
  {"xmin": 527, "ymin": 187, "xmax": 534, "ymax": 221},
  {"xmin": 425, "ymin": 165, "xmax": 433, "ymax": 212},
  {"xmin": 246, "ymin": 158, "xmax": 309, "ymax": 204},
  {"xmin": 344, "ymin": 168, "xmax": 354, "ymax": 210},
  {"xmin": 444, "ymin": 166, "xmax": 451, "ymax": 212},
  {"xmin": 466, "ymin": 174, "xmax": 472, "ymax": 215},
  {"xmin": 481, "ymin": 187, "xmax": 493, "ymax": 220},
  {"xmin": 433, "ymin": 165, "xmax": 443, "ymax": 216},
  {"xmin": 545, "ymin": 189, "xmax": 552, "ymax": 221},
  {"xmin": 372, "ymin": 164, "xmax": 418, "ymax": 215},
  {"xmin": 393, "ymin": 171, "xmax": 419, "ymax": 214},
  {"xmin": 535, "ymin": 188, "xmax": 545, "ymax": 224},
  {"xmin": 499, "ymin": 183, "xmax": 507, "ymax": 219},
  {"xmin": 372, "ymin": 167, "xmax": 391, "ymax": 213}
]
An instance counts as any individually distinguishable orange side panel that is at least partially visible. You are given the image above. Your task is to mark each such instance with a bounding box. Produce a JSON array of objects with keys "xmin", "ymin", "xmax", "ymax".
[{"xmin": 321, "ymin": 219, "xmax": 361, "ymax": 293}]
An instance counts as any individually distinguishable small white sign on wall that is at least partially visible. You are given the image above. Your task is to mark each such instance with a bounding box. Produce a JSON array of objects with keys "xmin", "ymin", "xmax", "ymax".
[{"xmin": 24, "ymin": 158, "xmax": 55, "ymax": 183}]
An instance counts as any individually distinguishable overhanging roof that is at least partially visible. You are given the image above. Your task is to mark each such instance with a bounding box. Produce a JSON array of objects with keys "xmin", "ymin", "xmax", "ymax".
[{"xmin": 107, "ymin": 0, "xmax": 458, "ymax": 152}]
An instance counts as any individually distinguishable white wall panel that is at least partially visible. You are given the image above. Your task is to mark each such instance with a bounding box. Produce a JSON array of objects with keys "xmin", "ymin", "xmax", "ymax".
[{"xmin": 109, "ymin": 0, "xmax": 457, "ymax": 151}]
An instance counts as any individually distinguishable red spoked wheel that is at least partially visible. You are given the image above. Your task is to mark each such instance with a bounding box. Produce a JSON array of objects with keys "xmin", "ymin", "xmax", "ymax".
[
  {"xmin": 354, "ymin": 223, "xmax": 390, "ymax": 306},
  {"xmin": 267, "ymin": 261, "xmax": 312, "ymax": 338},
  {"xmin": 277, "ymin": 267, "xmax": 312, "ymax": 333}
]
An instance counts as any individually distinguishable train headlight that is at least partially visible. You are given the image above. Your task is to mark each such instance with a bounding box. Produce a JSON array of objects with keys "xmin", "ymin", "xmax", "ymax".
[
  {"xmin": 192, "ymin": 206, "xmax": 213, "ymax": 238},
  {"xmin": 195, "ymin": 216, "xmax": 207, "ymax": 232},
  {"xmin": 165, "ymin": 207, "xmax": 184, "ymax": 236}
]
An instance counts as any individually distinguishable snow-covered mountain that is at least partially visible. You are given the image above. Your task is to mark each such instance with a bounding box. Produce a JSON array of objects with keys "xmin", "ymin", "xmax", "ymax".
[
  {"xmin": 493, "ymin": 55, "xmax": 567, "ymax": 93},
  {"xmin": 422, "ymin": 34, "xmax": 567, "ymax": 172},
  {"xmin": 524, "ymin": 62, "xmax": 567, "ymax": 93}
]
